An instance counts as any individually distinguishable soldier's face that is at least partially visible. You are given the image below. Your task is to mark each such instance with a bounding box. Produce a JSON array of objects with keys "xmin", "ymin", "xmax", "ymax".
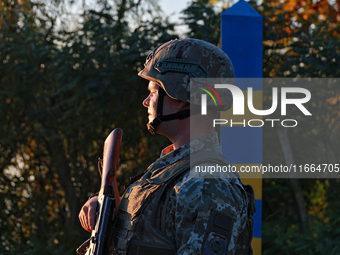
[
  {"xmin": 143, "ymin": 81, "xmax": 159, "ymax": 123},
  {"xmin": 142, "ymin": 81, "xmax": 180, "ymax": 125}
]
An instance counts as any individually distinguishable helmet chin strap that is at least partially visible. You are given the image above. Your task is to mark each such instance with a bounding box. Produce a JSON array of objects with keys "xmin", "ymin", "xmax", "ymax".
[{"xmin": 147, "ymin": 88, "xmax": 190, "ymax": 135}]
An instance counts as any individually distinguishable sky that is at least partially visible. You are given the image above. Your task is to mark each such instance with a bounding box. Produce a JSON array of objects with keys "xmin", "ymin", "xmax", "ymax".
[
  {"xmin": 154, "ymin": 0, "xmax": 236, "ymax": 36},
  {"xmin": 158, "ymin": 0, "xmax": 192, "ymax": 36},
  {"xmin": 159, "ymin": 0, "xmax": 191, "ymax": 23},
  {"xmin": 65, "ymin": 0, "xmax": 193, "ymax": 34},
  {"xmin": 63, "ymin": 0, "xmax": 240, "ymax": 35}
]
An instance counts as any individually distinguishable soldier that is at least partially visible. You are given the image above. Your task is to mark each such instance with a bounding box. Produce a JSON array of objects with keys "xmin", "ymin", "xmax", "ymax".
[{"xmin": 79, "ymin": 38, "xmax": 255, "ymax": 255}]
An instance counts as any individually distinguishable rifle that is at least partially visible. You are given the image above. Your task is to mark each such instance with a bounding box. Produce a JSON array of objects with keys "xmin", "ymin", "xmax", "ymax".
[{"xmin": 77, "ymin": 128, "xmax": 123, "ymax": 255}]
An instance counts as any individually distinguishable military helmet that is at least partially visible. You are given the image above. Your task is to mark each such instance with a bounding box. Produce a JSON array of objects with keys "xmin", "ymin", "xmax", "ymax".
[
  {"xmin": 138, "ymin": 38, "xmax": 235, "ymax": 135},
  {"xmin": 138, "ymin": 38, "xmax": 235, "ymax": 104}
]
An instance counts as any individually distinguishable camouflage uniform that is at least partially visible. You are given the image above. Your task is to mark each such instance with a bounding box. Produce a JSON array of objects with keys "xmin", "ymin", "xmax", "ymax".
[
  {"xmin": 108, "ymin": 38, "xmax": 254, "ymax": 255},
  {"xmin": 110, "ymin": 132, "xmax": 251, "ymax": 255},
  {"xmin": 162, "ymin": 133, "xmax": 248, "ymax": 255}
]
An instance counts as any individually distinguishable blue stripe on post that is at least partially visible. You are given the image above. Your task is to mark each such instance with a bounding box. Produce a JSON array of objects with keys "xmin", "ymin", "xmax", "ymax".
[
  {"xmin": 220, "ymin": 126, "xmax": 262, "ymax": 164},
  {"xmin": 235, "ymin": 78, "xmax": 263, "ymax": 91},
  {"xmin": 253, "ymin": 199, "xmax": 262, "ymax": 238},
  {"xmin": 221, "ymin": 0, "xmax": 263, "ymax": 78}
]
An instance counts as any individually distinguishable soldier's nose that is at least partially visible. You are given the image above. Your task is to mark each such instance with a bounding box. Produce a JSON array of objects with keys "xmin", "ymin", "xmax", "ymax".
[{"xmin": 143, "ymin": 96, "xmax": 150, "ymax": 107}]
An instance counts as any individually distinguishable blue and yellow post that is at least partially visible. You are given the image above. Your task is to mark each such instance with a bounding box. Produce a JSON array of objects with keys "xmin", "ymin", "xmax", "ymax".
[{"xmin": 221, "ymin": 1, "xmax": 263, "ymax": 254}]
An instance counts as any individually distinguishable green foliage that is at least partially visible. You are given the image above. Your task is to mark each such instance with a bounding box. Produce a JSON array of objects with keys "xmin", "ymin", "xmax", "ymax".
[
  {"xmin": 1, "ymin": 0, "xmax": 340, "ymax": 254},
  {"xmin": 263, "ymin": 205, "xmax": 340, "ymax": 254},
  {"xmin": 255, "ymin": 0, "xmax": 340, "ymax": 253},
  {"xmin": 0, "ymin": 0, "xmax": 175, "ymax": 253},
  {"xmin": 258, "ymin": 0, "xmax": 340, "ymax": 78}
]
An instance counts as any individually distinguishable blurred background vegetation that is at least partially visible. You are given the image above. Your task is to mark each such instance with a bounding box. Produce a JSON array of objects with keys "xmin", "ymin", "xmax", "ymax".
[{"xmin": 0, "ymin": 0, "xmax": 339, "ymax": 254}]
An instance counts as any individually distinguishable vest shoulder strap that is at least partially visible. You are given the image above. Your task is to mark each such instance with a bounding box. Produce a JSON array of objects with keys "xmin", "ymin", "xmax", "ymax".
[
  {"xmin": 147, "ymin": 150, "xmax": 231, "ymax": 185},
  {"xmin": 147, "ymin": 156, "xmax": 191, "ymax": 185}
]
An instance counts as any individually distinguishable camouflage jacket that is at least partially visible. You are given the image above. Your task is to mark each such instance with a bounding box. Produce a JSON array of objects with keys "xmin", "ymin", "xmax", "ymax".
[
  {"xmin": 159, "ymin": 133, "xmax": 248, "ymax": 254},
  {"xmin": 110, "ymin": 132, "xmax": 251, "ymax": 255}
]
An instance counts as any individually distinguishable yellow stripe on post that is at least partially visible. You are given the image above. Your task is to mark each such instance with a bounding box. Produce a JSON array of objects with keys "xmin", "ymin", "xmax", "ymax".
[
  {"xmin": 233, "ymin": 164, "xmax": 263, "ymax": 200},
  {"xmin": 252, "ymin": 238, "xmax": 262, "ymax": 254}
]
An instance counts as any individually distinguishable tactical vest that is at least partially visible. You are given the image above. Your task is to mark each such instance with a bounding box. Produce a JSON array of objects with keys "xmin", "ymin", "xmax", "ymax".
[{"xmin": 108, "ymin": 151, "xmax": 256, "ymax": 255}]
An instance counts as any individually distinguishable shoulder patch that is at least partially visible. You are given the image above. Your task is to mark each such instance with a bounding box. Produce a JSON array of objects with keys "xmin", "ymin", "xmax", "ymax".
[{"xmin": 204, "ymin": 232, "xmax": 228, "ymax": 255}]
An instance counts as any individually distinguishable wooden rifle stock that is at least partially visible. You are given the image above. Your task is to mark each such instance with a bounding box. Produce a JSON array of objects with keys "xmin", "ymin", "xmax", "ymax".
[
  {"xmin": 100, "ymin": 128, "xmax": 123, "ymax": 210},
  {"xmin": 79, "ymin": 128, "xmax": 123, "ymax": 255}
]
